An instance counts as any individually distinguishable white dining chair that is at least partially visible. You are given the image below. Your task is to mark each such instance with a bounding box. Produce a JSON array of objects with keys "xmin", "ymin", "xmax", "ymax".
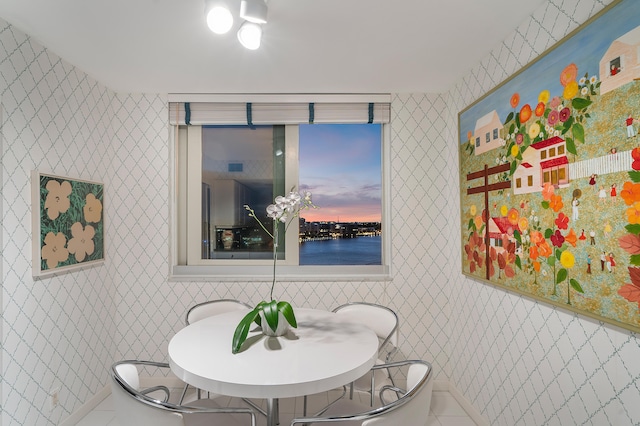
[
  {"xmin": 332, "ymin": 302, "xmax": 399, "ymax": 407},
  {"xmin": 178, "ymin": 299, "xmax": 266, "ymax": 417},
  {"xmin": 179, "ymin": 299, "xmax": 251, "ymax": 403},
  {"xmin": 110, "ymin": 360, "xmax": 256, "ymax": 426},
  {"xmin": 291, "ymin": 360, "xmax": 433, "ymax": 425}
]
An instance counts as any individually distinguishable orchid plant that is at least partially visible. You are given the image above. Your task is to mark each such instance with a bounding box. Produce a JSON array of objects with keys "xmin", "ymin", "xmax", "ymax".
[{"xmin": 232, "ymin": 189, "xmax": 316, "ymax": 354}]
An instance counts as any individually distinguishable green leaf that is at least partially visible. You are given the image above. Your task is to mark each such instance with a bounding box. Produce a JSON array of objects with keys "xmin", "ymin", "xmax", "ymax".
[
  {"xmin": 626, "ymin": 224, "xmax": 640, "ymax": 235},
  {"xmin": 468, "ymin": 218, "xmax": 474, "ymax": 230},
  {"xmin": 631, "ymin": 254, "xmax": 640, "ymax": 266},
  {"xmin": 232, "ymin": 309, "xmax": 260, "ymax": 354},
  {"xmin": 572, "ymin": 98, "xmax": 592, "ymax": 110},
  {"xmin": 261, "ymin": 300, "xmax": 279, "ymax": 331},
  {"xmin": 629, "ymin": 171, "xmax": 640, "ymax": 183},
  {"xmin": 541, "ymin": 200, "xmax": 550, "ymax": 210},
  {"xmin": 547, "ymin": 256, "xmax": 555, "ymax": 266},
  {"xmin": 556, "ymin": 268, "xmax": 568, "ymax": 284},
  {"xmin": 570, "ymin": 278, "xmax": 584, "ymax": 293},
  {"xmin": 510, "ymin": 160, "xmax": 517, "ymax": 176},
  {"xmin": 277, "ymin": 301, "xmax": 298, "ymax": 328},
  {"xmin": 505, "ymin": 112, "xmax": 514, "ymax": 125},
  {"xmin": 562, "ymin": 116, "xmax": 574, "ymax": 134},
  {"xmin": 572, "ymin": 123, "xmax": 585, "ymax": 144},
  {"xmin": 544, "ymin": 228, "xmax": 553, "ymax": 239},
  {"xmin": 565, "ymin": 137, "xmax": 577, "ymax": 155},
  {"xmin": 515, "ymin": 255, "xmax": 522, "ymax": 269},
  {"xmin": 555, "ymin": 248, "xmax": 562, "ymax": 260},
  {"xmin": 513, "ymin": 230, "xmax": 522, "ymax": 244}
]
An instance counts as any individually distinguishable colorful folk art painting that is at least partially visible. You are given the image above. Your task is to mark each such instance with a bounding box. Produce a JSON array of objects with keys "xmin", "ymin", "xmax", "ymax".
[
  {"xmin": 32, "ymin": 172, "xmax": 104, "ymax": 277},
  {"xmin": 458, "ymin": 0, "xmax": 640, "ymax": 332}
]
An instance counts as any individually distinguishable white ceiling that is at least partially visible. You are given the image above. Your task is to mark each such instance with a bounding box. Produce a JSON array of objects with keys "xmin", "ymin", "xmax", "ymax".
[{"xmin": 0, "ymin": 0, "xmax": 547, "ymax": 94}]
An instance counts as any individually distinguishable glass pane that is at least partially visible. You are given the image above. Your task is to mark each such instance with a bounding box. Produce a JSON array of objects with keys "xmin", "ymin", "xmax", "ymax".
[
  {"xmin": 298, "ymin": 124, "xmax": 382, "ymax": 265},
  {"xmin": 201, "ymin": 125, "xmax": 285, "ymax": 260}
]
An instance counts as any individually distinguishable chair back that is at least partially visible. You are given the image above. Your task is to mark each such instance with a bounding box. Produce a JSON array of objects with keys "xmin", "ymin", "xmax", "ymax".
[
  {"xmin": 110, "ymin": 361, "xmax": 184, "ymax": 426},
  {"xmin": 333, "ymin": 302, "xmax": 399, "ymax": 350},
  {"xmin": 186, "ymin": 299, "xmax": 251, "ymax": 325},
  {"xmin": 363, "ymin": 361, "xmax": 433, "ymax": 425}
]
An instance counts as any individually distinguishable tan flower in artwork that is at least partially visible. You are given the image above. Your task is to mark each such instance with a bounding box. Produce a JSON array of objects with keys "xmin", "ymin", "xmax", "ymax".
[
  {"xmin": 41, "ymin": 232, "xmax": 69, "ymax": 269},
  {"xmin": 44, "ymin": 180, "xmax": 72, "ymax": 220},
  {"xmin": 84, "ymin": 193, "xmax": 103, "ymax": 223},
  {"xmin": 67, "ymin": 222, "xmax": 95, "ymax": 262}
]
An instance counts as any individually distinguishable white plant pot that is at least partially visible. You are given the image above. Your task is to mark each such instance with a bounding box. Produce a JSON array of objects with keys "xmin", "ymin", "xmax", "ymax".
[{"xmin": 259, "ymin": 310, "xmax": 289, "ymax": 337}]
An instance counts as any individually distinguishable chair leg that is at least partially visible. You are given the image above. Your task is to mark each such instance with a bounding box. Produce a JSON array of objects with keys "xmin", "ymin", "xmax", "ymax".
[{"xmin": 178, "ymin": 384, "xmax": 189, "ymax": 404}]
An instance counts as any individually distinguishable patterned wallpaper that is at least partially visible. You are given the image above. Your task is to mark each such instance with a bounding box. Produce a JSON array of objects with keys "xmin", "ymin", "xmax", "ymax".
[
  {"xmin": 0, "ymin": 20, "xmax": 116, "ymax": 425},
  {"xmin": 1, "ymin": 0, "xmax": 639, "ymax": 425}
]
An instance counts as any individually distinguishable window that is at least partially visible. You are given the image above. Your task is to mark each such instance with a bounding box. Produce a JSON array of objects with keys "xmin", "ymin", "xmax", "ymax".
[
  {"xmin": 528, "ymin": 175, "xmax": 533, "ymax": 186},
  {"xmin": 516, "ymin": 178, "xmax": 522, "ymax": 188},
  {"xmin": 541, "ymin": 150, "xmax": 547, "ymax": 160},
  {"xmin": 475, "ymin": 137, "xmax": 480, "ymax": 147},
  {"xmin": 558, "ymin": 145, "xmax": 565, "ymax": 155},
  {"xmin": 610, "ymin": 57, "xmax": 621, "ymax": 75},
  {"xmin": 485, "ymin": 132, "xmax": 490, "ymax": 143},
  {"xmin": 170, "ymin": 96, "xmax": 390, "ymax": 279},
  {"xmin": 493, "ymin": 128, "xmax": 499, "ymax": 140},
  {"xmin": 549, "ymin": 147, "xmax": 556, "ymax": 157}
]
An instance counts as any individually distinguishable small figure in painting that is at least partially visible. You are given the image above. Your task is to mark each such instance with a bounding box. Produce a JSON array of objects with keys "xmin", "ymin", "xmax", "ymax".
[
  {"xmin": 610, "ymin": 183, "xmax": 617, "ymax": 201},
  {"xmin": 590, "ymin": 230, "xmax": 596, "ymax": 245},
  {"xmin": 604, "ymin": 220, "xmax": 612, "ymax": 237},
  {"xmin": 610, "ymin": 147, "xmax": 618, "ymax": 154},
  {"xmin": 626, "ymin": 114, "xmax": 637, "ymax": 138},
  {"xmin": 599, "ymin": 186, "xmax": 607, "ymax": 203},
  {"xmin": 587, "ymin": 254, "xmax": 592, "ymax": 274},
  {"xmin": 572, "ymin": 196, "xmax": 579, "ymax": 221},
  {"xmin": 606, "ymin": 253, "xmax": 612, "ymax": 272},
  {"xmin": 589, "ymin": 174, "xmax": 597, "ymax": 192},
  {"xmin": 611, "ymin": 64, "xmax": 619, "ymax": 76},
  {"xmin": 610, "ymin": 253, "xmax": 616, "ymax": 273},
  {"xmin": 579, "ymin": 229, "xmax": 586, "ymax": 241},
  {"xmin": 600, "ymin": 251, "xmax": 606, "ymax": 271}
]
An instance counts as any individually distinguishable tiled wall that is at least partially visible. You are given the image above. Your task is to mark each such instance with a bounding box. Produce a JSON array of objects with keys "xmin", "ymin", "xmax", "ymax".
[{"xmin": 2, "ymin": 0, "xmax": 639, "ymax": 425}]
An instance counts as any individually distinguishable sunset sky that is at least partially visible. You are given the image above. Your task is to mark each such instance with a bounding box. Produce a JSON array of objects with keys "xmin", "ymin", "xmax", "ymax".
[{"xmin": 298, "ymin": 123, "xmax": 382, "ymax": 223}]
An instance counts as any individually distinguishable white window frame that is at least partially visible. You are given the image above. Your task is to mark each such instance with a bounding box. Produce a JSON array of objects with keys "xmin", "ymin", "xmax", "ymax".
[{"xmin": 168, "ymin": 95, "xmax": 392, "ymax": 282}]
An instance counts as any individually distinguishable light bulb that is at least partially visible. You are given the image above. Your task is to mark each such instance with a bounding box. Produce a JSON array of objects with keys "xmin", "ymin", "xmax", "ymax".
[
  {"xmin": 237, "ymin": 22, "xmax": 262, "ymax": 50},
  {"xmin": 206, "ymin": 6, "xmax": 233, "ymax": 34}
]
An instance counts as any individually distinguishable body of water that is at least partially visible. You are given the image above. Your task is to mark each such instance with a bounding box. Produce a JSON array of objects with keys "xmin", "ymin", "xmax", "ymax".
[{"xmin": 300, "ymin": 235, "xmax": 381, "ymax": 265}]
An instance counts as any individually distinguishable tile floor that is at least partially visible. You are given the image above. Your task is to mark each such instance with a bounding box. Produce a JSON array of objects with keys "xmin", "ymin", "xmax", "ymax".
[{"xmin": 74, "ymin": 388, "xmax": 477, "ymax": 426}]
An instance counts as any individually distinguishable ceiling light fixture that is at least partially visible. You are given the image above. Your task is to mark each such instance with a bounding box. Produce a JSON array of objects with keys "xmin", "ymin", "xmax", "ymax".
[
  {"xmin": 204, "ymin": 1, "xmax": 234, "ymax": 34},
  {"xmin": 237, "ymin": 21, "xmax": 262, "ymax": 50},
  {"xmin": 204, "ymin": 0, "xmax": 267, "ymax": 50},
  {"xmin": 239, "ymin": 0, "xmax": 268, "ymax": 24}
]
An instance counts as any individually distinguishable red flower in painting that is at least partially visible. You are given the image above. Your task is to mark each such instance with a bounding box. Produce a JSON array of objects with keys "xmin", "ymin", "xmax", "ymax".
[
  {"xmin": 510, "ymin": 93, "xmax": 520, "ymax": 109},
  {"xmin": 520, "ymin": 104, "xmax": 532, "ymax": 123},
  {"xmin": 554, "ymin": 212, "xmax": 569, "ymax": 230},
  {"xmin": 548, "ymin": 110, "xmax": 559, "ymax": 126},
  {"xmin": 542, "ymin": 182, "xmax": 554, "ymax": 201},
  {"xmin": 535, "ymin": 102, "xmax": 545, "ymax": 117},
  {"xmin": 550, "ymin": 230, "xmax": 565, "ymax": 248},
  {"xmin": 559, "ymin": 107, "xmax": 571, "ymax": 122}
]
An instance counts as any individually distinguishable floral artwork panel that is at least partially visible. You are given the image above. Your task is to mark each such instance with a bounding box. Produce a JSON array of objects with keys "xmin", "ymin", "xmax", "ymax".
[
  {"xmin": 32, "ymin": 172, "xmax": 104, "ymax": 277},
  {"xmin": 458, "ymin": 0, "xmax": 640, "ymax": 333}
]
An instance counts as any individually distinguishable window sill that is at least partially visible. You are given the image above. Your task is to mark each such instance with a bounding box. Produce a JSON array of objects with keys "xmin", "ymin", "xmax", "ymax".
[{"xmin": 170, "ymin": 265, "xmax": 391, "ymax": 282}]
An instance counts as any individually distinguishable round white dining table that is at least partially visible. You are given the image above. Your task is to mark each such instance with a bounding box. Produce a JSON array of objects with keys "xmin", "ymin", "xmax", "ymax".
[{"xmin": 168, "ymin": 308, "xmax": 379, "ymax": 426}]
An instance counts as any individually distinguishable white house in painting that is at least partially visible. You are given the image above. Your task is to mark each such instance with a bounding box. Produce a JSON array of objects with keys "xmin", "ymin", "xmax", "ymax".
[
  {"xmin": 513, "ymin": 136, "xmax": 569, "ymax": 195},
  {"xmin": 600, "ymin": 25, "xmax": 640, "ymax": 95},
  {"xmin": 473, "ymin": 110, "xmax": 505, "ymax": 155}
]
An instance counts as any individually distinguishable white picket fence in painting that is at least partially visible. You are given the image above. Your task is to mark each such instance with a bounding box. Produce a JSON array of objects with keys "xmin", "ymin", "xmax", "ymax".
[{"xmin": 569, "ymin": 149, "xmax": 632, "ymax": 180}]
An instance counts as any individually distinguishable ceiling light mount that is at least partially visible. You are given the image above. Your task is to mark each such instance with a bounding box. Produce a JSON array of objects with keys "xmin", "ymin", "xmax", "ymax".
[
  {"xmin": 204, "ymin": 0, "xmax": 267, "ymax": 49},
  {"xmin": 240, "ymin": 0, "xmax": 268, "ymax": 24}
]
